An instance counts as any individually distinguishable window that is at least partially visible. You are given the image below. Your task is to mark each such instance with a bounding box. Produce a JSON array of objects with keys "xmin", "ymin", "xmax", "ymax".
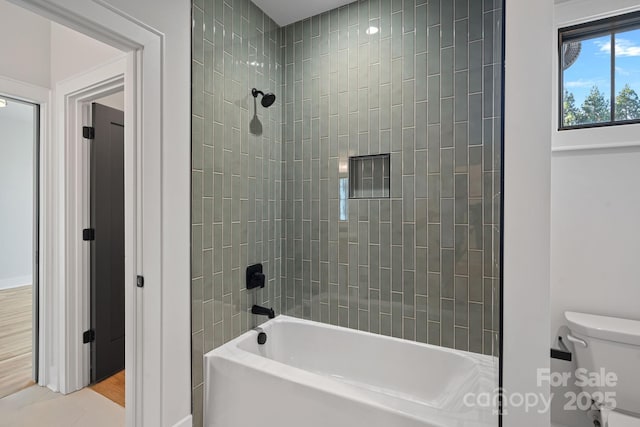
[
  {"xmin": 559, "ymin": 11, "xmax": 640, "ymax": 129},
  {"xmin": 339, "ymin": 178, "xmax": 348, "ymax": 221}
]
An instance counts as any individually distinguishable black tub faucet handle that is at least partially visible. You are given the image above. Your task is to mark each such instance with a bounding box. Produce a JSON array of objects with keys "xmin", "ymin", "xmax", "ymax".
[{"xmin": 246, "ymin": 264, "xmax": 265, "ymax": 289}]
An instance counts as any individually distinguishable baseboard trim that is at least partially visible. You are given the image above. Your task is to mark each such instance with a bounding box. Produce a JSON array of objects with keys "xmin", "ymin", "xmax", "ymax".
[
  {"xmin": 0, "ymin": 275, "xmax": 32, "ymax": 290},
  {"xmin": 172, "ymin": 414, "xmax": 192, "ymax": 427}
]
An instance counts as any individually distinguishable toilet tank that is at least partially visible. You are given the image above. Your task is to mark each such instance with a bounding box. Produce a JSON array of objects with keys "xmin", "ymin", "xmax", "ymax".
[{"xmin": 565, "ymin": 312, "xmax": 640, "ymax": 414}]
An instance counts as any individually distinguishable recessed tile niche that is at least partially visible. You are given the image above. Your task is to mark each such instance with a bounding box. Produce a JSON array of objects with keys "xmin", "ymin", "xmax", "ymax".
[{"xmin": 348, "ymin": 154, "xmax": 390, "ymax": 199}]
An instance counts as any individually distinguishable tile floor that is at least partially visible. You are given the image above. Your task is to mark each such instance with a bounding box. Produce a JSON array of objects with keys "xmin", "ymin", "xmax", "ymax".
[{"xmin": 0, "ymin": 385, "xmax": 124, "ymax": 427}]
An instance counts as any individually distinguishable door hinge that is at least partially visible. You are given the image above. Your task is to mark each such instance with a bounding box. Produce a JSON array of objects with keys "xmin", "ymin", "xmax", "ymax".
[
  {"xmin": 82, "ymin": 228, "xmax": 95, "ymax": 241},
  {"xmin": 83, "ymin": 329, "xmax": 95, "ymax": 344},
  {"xmin": 82, "ymin": 126, "xmax": 95, "ymax": 139},
  {"xmin": 137, "ymin": 275, "xmax": 144, "ymax": 288}
]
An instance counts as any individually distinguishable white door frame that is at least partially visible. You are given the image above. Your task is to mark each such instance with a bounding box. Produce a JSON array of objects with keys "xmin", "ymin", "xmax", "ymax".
[
  {"xmin": 9, "ymin": 1, "xmax": 166, "ymax": 426},
  {"xmin": 55, "ymin": 55, "xmax": 126, "ymax": 392},
  {"xmin": 0, "ymin": 75, "xmax": 50, "ymax": 385}
]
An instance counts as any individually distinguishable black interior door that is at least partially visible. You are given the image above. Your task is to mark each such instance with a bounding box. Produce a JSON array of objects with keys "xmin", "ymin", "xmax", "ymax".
[{"xmin": 90, "ymin": 102, "xmax": 125, "ymax": 383}]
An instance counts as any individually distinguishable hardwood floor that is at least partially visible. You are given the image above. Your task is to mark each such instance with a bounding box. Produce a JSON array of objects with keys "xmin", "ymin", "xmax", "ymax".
[
  {"xmin": 0, "ymin": 285, "xmax": 34, "ymax": 399},
  {"xmin": 1, "ymin": 285, "xmax": 125, "ymax": 408},
  {"xmin": 90, "ymin": 370, "xmax": 125, "ymax": 407}
]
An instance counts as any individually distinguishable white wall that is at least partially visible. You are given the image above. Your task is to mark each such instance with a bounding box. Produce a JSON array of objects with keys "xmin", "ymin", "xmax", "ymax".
[
  {"xmin": 93, "ymin": 1, "xmax": 192, "ymax": 426},
  {"xmin": 1, "ymin": 1, "xmax": 190, "ymax": 425},
  {"xmin": 550, "ymin": 1, "xmax": 640, "ymax": 426},
  {"xmin": 503, "ymin": 0, "xmax": 553, "ymax": 426},
  {"xmin": 550, "ymin": 147, "xmax": 640, "ymax": 427},
  {"xmin": 552, "ymin": 0, "xmax": 640, "ymax": 336},
  {"xmin": 0, "ymin": 0, "xmax": 123, "ymax": 90},
  {"xmin": 37, "ymin": 0, "xmax": 190, "ymax": 421},
  {"xmin": 551, "ymin": 148, "xmax": 640, "ymax": 333},
  {"xmin": 0, "ymin": 100, "xmax": 35, "ymax": 289},
  {"xmin": 49, "ymin": 22, "xmax": 123, "ymax": 84},
  {"xmin": 42, "ymin": 2, "xmax": 191, "ymax": 423},
  {"xmin": 0, "ymin": 1, "xmax": 50, "ymax": 88}
]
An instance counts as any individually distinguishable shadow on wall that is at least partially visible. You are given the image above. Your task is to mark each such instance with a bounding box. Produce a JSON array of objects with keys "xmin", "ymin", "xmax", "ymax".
[{"xmin": 250, "ymin": 97, "xmax": 262, "ymax": 136}]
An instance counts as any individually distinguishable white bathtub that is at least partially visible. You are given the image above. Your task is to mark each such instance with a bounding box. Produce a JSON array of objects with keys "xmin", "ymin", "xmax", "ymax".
[{"xmin": 204, "ymin": 315, "xmax": 498, "ymax": 427}]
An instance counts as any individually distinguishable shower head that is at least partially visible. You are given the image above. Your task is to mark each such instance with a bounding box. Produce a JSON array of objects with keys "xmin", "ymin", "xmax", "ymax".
[
  {"xmin": 261, "ymin": 92, "xmax": 276, "ymax": 108},
  {"xmin": 252, "ymin": 88, "xmax": 276, "ymax": 108}
]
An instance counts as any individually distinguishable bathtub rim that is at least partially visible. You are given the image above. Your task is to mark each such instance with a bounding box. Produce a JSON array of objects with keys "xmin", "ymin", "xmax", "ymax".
[{"xmin": 204, "ymin": 315, "xmax": 499, "ymax": 426}]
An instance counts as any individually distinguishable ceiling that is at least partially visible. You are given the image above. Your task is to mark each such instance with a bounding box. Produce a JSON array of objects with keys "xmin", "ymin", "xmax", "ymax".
[{"xmin": 252, "ymin": 0, "xmax": 355, "ymax": 27}]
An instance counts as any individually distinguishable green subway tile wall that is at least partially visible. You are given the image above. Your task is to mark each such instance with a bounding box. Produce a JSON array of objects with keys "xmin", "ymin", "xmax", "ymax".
[
  {"xmin": 280, "ymin": 0, "xmax": 501, "ymax": 352},
  {"xmin": 191, "ymin": 0, "xmax": 283, "ymax": 424},
  {"xmin": 192, "ymin": 0, "xmax": 502, "ymax": 424}
]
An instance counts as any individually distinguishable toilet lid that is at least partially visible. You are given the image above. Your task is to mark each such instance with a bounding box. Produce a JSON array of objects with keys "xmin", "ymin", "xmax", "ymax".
[{"xmin": 609, "ymin": 412, "xmax": 640, "ymax": 427}]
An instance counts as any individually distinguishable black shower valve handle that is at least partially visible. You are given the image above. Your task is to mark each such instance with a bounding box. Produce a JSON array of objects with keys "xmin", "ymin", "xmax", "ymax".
[
  {"xmin": 246, "ymin": 263, "xmax": 265, "ymax": 289},
  {"xmin": 251, "ymin": 272, "xmax": 266, "ymax": 289}
]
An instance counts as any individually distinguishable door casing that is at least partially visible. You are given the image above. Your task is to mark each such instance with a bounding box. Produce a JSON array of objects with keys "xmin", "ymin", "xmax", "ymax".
[
  {"xmin": 0, "ymin": 77, "xmax": 49, "ymax": 390},
  {"xmin": 57, "ymin": 58, "xmax": 126, "ymax": 391}
]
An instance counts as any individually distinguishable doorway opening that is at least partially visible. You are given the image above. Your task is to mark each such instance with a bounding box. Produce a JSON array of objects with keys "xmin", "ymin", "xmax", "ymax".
[
  {"xmin": 0, "ymin": 95, "xmax": 39, "ymax": 399},
  {"xmin": 0, "ymin": 0, "xmax": 129, "ymax": 417},
  {"xmin": 58, "ymin": 69, "xmax": 128, "ymax": 406},
  {"xmin": 0, "ymin": 0, "xmax": 176, "ymax": 422}
]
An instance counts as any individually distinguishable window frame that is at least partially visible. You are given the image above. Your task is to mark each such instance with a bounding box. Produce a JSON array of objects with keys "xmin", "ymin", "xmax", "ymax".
[{"xmin": 558, "ymin": 10, "xmax": 640, "ymax": 130}]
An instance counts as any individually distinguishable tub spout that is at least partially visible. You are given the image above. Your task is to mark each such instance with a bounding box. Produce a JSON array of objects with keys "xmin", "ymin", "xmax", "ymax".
[{"xmin": 251, "ymin": 305, "xmax": 275, "ymax": 319}]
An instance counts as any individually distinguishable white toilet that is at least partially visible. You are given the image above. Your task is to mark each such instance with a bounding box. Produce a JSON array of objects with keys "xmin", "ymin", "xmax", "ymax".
[{"xmin": 565, "ymin": 312, "xmax": 640, "ymax": 427}]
